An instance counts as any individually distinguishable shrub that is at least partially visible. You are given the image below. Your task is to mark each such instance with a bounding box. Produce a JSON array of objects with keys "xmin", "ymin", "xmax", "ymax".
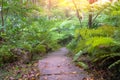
[{"xmin": 68, "ymin": 26, "xmax": 120, "ymax": 70}]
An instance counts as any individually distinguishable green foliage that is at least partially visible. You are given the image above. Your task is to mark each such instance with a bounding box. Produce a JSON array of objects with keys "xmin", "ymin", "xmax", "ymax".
[
  {"xmin": 113, "ymin": 28, "xmax": 120, "ymax": 41},
  {"xmin": 95, "ymin": 1, "xmax": 120, "ymax": 27},
  {"xmin": 76, "ymin": 26, "xmax": 115, "ymax": 39},
  {"xmin": 69, "ymin": 26, "xmax": 116, "ymax": 53},
  {"xmin": 68, "ymin": 26, "xmax": 120, "ymax": 70},
  {"xmin": 104, "ymin": 2, "xmax": 120, "ymax": 27},
  {"xmin": 76, "ymin": 61, "xmax": 88, "ymax": 69},
  {"xmin": 73, "ymin": 50, "xmax": 83, "ymax": 61},
  {"xmin": 86, "ymin": 37, "xmax": 116, "ymax": 54},
  {"xmin": 0, "ymin": 45, "xmax": 14, "ymax": 65},
  {"xmin": 109, "ymin": 60, "xmax": 120, "ymax": 69},
  {"xmin": 0, "ymin": 12, "xmax": 64, "ymax": 64},
  {"xmin": 19, "ymin": 42, "xmax": 32, "ymax": 51},
  {"xmin": 33, "ymin": 44, "xmax": 46, "ymax": 54},
  {"xmin": 1, "ymin": 0, "xmax": 120, "ymax": 79}
]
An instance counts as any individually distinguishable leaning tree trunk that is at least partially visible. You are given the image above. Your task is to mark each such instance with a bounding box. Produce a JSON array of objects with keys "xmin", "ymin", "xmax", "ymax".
[{"xmin": 72, "ymin": 0, "xmax": 82, "ymax": 27}]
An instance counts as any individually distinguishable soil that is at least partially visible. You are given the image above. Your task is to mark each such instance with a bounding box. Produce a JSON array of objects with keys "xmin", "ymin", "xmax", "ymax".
[{"xmin": 38, "ymin": 47, "xmax": 91, "ymax": 80}]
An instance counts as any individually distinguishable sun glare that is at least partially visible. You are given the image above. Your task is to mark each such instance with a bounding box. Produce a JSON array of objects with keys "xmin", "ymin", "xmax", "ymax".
[{"xmin": 97, "ymin": 0, "xmax": 110, "ymax": 4}]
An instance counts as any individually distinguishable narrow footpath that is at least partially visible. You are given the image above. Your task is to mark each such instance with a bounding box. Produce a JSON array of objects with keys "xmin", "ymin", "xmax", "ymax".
[{"xmin": 38, "ymin": 47, "xmax": 91, "ymax": 80}]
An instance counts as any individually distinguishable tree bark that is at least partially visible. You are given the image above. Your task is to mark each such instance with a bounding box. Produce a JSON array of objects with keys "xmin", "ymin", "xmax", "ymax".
[
  {"xmin": 48, "ymin": 0, "xmax": 52, "ymax": 19},
  {"xmin": 88, "ymin": 0, "xmax": 98, "ymax": 28},
  {"xmin": 1, "ymin": 0, "xmax": 4, "ymax": 27},
  {"xmin": 72, "ymin": 0, "xmax": 82, "ymax": 27},
  {"xmin": 48, "ymin": 0, "xmax": 51, "ymax": 10},
  {"xmin": 88, "ymin": 13, "xmax": 92, "ymax": 28}
]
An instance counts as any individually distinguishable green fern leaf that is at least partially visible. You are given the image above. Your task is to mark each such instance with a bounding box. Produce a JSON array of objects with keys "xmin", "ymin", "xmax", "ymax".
[
  {"xmin": 109, "ymin": 60, "xmax": 120, "ymax": 69},
  {"xmin": 73, "ymin": 50, "xmax": 83, "ymax": 62}
]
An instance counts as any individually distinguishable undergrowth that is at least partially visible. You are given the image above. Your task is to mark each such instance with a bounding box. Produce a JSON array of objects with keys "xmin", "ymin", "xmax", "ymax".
[{"xmin": 67, "ymin": 26, "xmax": 120, "ymax": 80}]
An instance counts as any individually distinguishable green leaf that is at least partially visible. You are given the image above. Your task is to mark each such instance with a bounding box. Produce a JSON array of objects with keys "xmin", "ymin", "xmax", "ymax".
[
  {"xmin": 109, "ymin": 60, "xmax": 120, "ymax": 69},
  {"xmin": 77, "ymin": 61, "xmax": 88, "ymax": 69},
  {"xmin": 73, "ymin": 50, "xmax": 83, "ymax": 62}
]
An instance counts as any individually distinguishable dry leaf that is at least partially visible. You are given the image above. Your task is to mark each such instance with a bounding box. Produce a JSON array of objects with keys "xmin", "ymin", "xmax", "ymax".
[
  {"xmin": 72, "ymin": 71, "xmax": 77, "ymax": 74},
  {"xmin": 32, "ymin": 77, "xmax": 36, "ymax": 80},
  {"xmin": 36, "ymin": 73, "xmax": 40, "ymax": 77},
  {"xmin": 33, "ymin": 63, "xmax": 38, "ymax": 67}
]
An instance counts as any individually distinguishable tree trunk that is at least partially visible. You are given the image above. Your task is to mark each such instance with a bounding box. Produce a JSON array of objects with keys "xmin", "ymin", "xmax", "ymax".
[
  {"xmin": 88, "ymin": 0, "xmax": 98, "ymax": 28},
  {"xmin": 48, "ymin": 0, "xmax": 51, "ymax": 10},
  {"xmin": 72, "ymin": 0, "xmax": 82, "ymax": 27},
  {"xmin": 1, "ymin": 0, "xmax": 4, "ymax": 27},
  {"xmin": 48, "ymin": 0, "xmax": 52, "ymax": 19},
  {"xmin": 88, "ymin": 13, "xmax": 92, "ymax": 28}
]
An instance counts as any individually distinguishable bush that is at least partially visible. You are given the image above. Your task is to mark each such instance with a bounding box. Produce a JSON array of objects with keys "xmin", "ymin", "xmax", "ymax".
[
  {"xmin": 68, "ymin": 26, "xmax": 120, "ymax": 69},
  {"xmin": 0, "ymin": 17, "xmax": 62, "ymax": 65},
  {"xmin": 0, "ymin": 45, "xmax": 15, "ymax": 65}
]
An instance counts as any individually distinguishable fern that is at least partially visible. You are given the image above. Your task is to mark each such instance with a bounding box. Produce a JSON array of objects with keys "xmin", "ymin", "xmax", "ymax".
[
  {"xmin": 73, "ymin": 50, "xmax": 83, "ymax": 61},
  {"xmin": 93, "ymin": 53, "xmax": 120, "ymax": 62},
  {"xmin": 109, "ymin": 60, "xmax": 120, "ymax": 69},
  {"xmin": 103, "ymin": 1, "xmax": 120, "ymax": 26},
  {"xmin": 76, "ymin": 61, "xmax": 88, "ymax": 69},
  {"xmin": 68, "ymin": 26, "xmax": 120, "ymax": 71},
  {"xmin": 74, "ymin": 26, "xmax": 116, "ymax": 54},
  {"xmin": 86, "ymin": 37, "xmax": 115, "ymax": 54},
  {"xmin": 33, "ymin": 44, "xmax": 46, "ymax": 54},
  {"xmin": 76, "ymin": 26, "xmax": 116, "ymax": 40}
]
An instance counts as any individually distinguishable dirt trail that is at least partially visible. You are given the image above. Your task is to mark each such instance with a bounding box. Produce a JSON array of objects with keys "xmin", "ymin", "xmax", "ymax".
[{"xmin": 38, "ymin": 47, "xmax": 90, "ymax": 80}]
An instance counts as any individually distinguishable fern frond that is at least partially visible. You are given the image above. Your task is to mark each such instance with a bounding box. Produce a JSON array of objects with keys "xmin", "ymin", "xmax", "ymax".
[
  {"xmin": 73, "ymin": 50, "xmax": 83, "ymax": 62},
  {"xmin": 93, "ymin": 53, "xmax": 120, "ymax": 62},
  {"xmin": 77, "ymin": 61, "xmax": 88, "ymax": 69},
  {"xmin": 109, "ymin": 60, "xmax": 120, "ymax": 69},
  {"xmin": 86, "ymin": 37, "xmax": 115, "ymax": 53}
]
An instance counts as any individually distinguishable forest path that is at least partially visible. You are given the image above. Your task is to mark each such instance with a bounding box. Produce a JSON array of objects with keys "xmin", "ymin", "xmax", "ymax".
[{"xmin": 38, "ymin": 47, "xmax": 90, "ymax": 80}]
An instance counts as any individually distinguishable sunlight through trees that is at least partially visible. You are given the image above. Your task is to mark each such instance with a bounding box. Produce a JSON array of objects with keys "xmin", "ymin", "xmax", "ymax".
[{"xmin": 0, "ymin": 0, "xmax": 120, "ymax": 80}]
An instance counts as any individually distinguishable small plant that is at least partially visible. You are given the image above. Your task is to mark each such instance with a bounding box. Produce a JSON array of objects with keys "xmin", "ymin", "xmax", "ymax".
[
  {"xmin": 33, "ymin": 44, "xmax": 46, "ymax": 54},
  {"xmin": 0, "ymin": 45, "xmax": 14, "ymax": 65}
]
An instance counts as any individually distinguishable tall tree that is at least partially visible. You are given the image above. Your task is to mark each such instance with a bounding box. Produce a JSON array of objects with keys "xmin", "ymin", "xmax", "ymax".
[
  {"xmin": 88, "ymin": 0, "xmax": 97, "ymax": 28},
  {"xmin": 48, "ymin": 0, "xmax": 52, "ymax": 19},
  {"xmin": 1, "ymin": 0, "xmax": 4, "ymax": 27},
  {"xmin": 72, "ymin": 0, "xmax": 82, "ymax": 27}
]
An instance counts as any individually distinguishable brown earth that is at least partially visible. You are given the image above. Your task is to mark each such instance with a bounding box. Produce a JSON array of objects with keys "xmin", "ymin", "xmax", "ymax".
[{"xmin": 38, "ymin": 47, "xmax": 91, "ymax": 80}]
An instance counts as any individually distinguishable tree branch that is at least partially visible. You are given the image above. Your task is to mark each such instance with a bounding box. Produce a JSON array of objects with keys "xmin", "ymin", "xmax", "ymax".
[
  {"xmin": 92, "ymin": 4, "xmax": 111, "ymax": 24},
  {"xmin": 72, "ymin": 0, "xmax": 82, "ymax": 27}
]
